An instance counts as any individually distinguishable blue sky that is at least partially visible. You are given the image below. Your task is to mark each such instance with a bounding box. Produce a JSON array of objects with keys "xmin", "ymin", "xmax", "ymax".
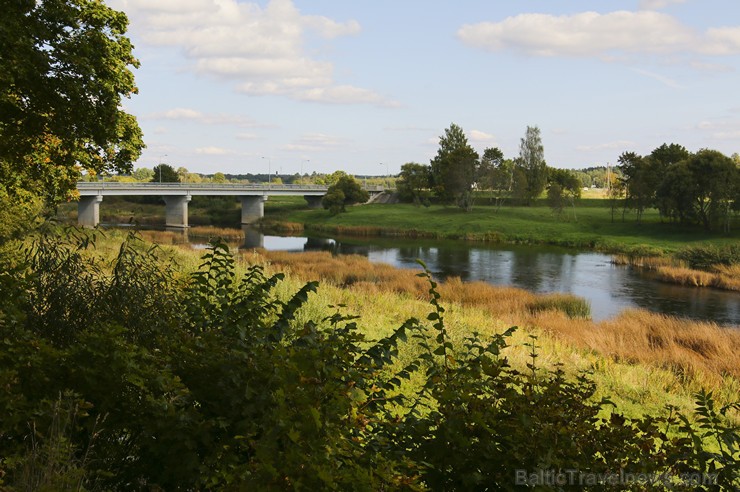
[{"xmin": 108, "ymin": 0, "xmax": 740, "ymax": 176}]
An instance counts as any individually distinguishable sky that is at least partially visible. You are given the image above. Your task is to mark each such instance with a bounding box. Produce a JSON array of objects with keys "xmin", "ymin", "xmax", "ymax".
[{"xmin": 107, "ymin": 0, "xmax": 740, "ymax": 177}]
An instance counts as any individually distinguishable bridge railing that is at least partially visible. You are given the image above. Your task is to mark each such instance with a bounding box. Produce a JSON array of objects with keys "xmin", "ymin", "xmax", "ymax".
[{"xmin": 76, "ymin": 182, "xmax": 386, "ymax": 191}]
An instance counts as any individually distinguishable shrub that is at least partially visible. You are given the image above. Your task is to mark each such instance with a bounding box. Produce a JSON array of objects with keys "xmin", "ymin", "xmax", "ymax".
[
  {"xmin": 0, "ymin": 231, "xmax": 737, "ymax": 490},
  {"xmin": 676, "ymin": 244, "xmax": 740, "ymax": 271}
]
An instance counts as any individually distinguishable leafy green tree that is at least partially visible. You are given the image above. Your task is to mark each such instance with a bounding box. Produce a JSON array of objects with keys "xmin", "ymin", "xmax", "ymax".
[
  {"xmin": 430, "ymin": 123, "xmax": 479, "ymax": 211},
  {"xmin": 516, "ymin": 125, "xmax": 548, "ymax": 205},
  {"xmin": 607, "ymin": 171, "xmax": 625, "ymax": 223},
  {"xmin": 151, "ymin": 164, "xmax": 180, "ymax": 183},
  {"xmin": 396, "ymin": 162, "xmax": 431, "ymax": 205},
  {"xmin": 0, "ymin": 0, "xmax": 144, "ymax": 204},
  {"xmin": 618, "ymin": 151, "xmax": 657, "ymax": 223},
  {"xmin": 511, "ymin": 164, "xmax": 529, "ymax": 205},
  {"xmin": 684, "ymin": 149, "xmax": 738, "ymax": 231},
  {"xmin": 650, "ymin": 143, "xmax": 690, "ymax": 168},
  {"xmin": 478, "ymin": 148, "xmax": 512, "ymax": 209},
  {"xmin": 211, "ymin": 172, "xmax": 227, "ymax": 184},
  {"xmin": 656, "ymin": 160, "xmax": 695, "ymax": 224},
  {"xmin": 322, "ymin": 175, "xmax": 368, "ymax": 215},
  {"xmin": 324, "ymin": 170, "xmax": 348, "ymax": 186},
  {"xmin": 547, "ymin": 168, "xmax": 582, "ymax": 220},
  {"xmin": 132, "ymin": 167, "xmax": 155, "ymax": 182}
]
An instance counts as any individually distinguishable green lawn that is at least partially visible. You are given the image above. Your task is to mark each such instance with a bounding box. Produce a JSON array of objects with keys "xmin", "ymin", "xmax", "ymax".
[{"xmin": 264, "ymin": 196, "xmax": 740, "ymax": 256}]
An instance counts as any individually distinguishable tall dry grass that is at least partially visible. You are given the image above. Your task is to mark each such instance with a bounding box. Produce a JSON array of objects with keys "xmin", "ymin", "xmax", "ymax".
[
  {"xmin": 254, "ymin": 249, "xmax": 740, "ymax": 383},
  {"xmin": 528, "ymin": 309, "xmax": 740, "ymax": 386},
  {"xmin": 188, "ymin": 226, "xmax": 245, "ymax": 241},
  {"xmin": 613, "ymin": 254, "xmax": 740, "ymax": 291}
]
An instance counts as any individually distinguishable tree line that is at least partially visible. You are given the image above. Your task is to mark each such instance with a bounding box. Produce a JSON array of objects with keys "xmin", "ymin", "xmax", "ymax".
[
  {"xmin": 398, "ymin": 123, "xmax": 580, "ymax": 215},
  {"xmin": 616, "ymin": 144, "xmax": 740, "ymax": 231},
  {"xmin": 398, "ymin": 124, "xmax": 740, "ymax": 230}
]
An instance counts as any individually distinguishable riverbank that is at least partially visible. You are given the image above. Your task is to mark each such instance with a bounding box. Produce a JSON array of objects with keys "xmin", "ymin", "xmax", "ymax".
[
  {"xmin": 5, "ymin": 228, "xmax": 738, "ymax": 488},
  {"xmin": 128, "ymin": 229, "xmax": 740, "ymax": 418},
  {"xmin": 57, "ymin": 195, "xmax": 740, "ymax": 291},
  {"xmin": 264, "ymin": 197, "xmax": 740, "ymax": 254},
  {"xmin": 262, "ymin": 196, "xmax": 740, "ymax": 292}
]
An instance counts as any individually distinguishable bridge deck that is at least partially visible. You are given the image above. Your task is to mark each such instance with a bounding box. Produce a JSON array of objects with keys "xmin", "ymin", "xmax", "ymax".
[
  {"xmin": 77, "ymin": 182, "xmax": 384, "ymax": 196},
  {"xmin": 75, "ymin": 181, "xmax": 387, "ymax": 228}
]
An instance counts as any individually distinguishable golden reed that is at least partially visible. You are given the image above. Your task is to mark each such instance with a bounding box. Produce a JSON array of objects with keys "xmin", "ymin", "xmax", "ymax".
[{"xmin": 253, "ymin": 249, "xmax": 740, "ymax": 382}]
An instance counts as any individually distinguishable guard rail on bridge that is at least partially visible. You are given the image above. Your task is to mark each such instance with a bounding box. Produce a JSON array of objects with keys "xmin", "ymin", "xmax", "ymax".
[{"xmin": 75, "ymin": 181, "xmax": 386, "ymax": 227}]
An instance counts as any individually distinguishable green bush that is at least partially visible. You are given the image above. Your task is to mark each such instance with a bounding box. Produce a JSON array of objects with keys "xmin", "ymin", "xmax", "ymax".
[
  {"xmin": 676, "ymin": 244, "xmax": 740, "ymax": 270},
  {"xmin": 0, "ymin": 231, "xmax": 737, "ymax": 490}
]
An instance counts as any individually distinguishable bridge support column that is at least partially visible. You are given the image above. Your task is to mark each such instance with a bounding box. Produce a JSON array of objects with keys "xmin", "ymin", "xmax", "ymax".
[
  {"xmin": 242, "ymin": 226, "xmax": 264, "ymax": 249},
  {"xmin": 163, "ymin": 195, "xmax": 191, "ymax": 228},
  {"xmin": 241, "ymin": 196, "xmax": 267, "ymax": 224},
  {"xmin": 78, "ymin": 194, "xmax": 103, "ymax": 227},
  {"xmin": 304, "ymin": 195, "xmax": 323, "ymax": 209}
]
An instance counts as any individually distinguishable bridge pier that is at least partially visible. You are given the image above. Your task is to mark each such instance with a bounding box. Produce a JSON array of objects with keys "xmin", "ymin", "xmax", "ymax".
[
  {"xmin": 304, "ymin": 195, "xmax": 323, "ymax": 209},
  {"xmin": 163, "ymin": 195, "xmax": 191, "ymax": 228},
  {"xmin": 242, "ymin": 227, "xmax": 264, "ymax": 249},
  {"xmin": 240, "ymin": 196, "xmax": 268, "ymax": 224},
  {"xmin": 78, "ymin": 194, "xmax": 103, "ymax": 227}
]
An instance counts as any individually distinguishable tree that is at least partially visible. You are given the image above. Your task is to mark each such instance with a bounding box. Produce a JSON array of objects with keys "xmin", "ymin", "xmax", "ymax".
[
  {"xmin": 606, "ymin": 171, "xmax": 625, "ymax": 223},
  {"xmin": 430, "ymin": 123, "xmax": 479, "ymax": 211},
  {"xmin": 547, "ymin": 168, "xmax": 581, "ymax": 220},
  {"xmin": 152, "ymin": 164, "xmax": 180, "ymax": 183},
  {"xmin": 132, "ymin": 168, "xmax": 155, "ymax": 182},
  {"xmin": 516, "ymin": 126, "xmax": 548, "ymax": 205},
  {"xmin": 650, "ymin": 143, "xmax": 690, "ymax": 169},
  {"xmin": 0, "ymin": 0, "xmax": 144, "ymax": 204},
  {"xmin": 618, "ymin": 151, "xmax": 656, "ymax": 223},
  {"xmin": 211, "ymin": 172, "xmax": 227, "ymax": 184},
  {"xmin": 322, "ymin": 175, "xmax": 369, "ymax": 215},
  {"xmin": 656, "ymin": 161, "xmax": 695, "ymax": 224},
  {"xmin": 684, "ymin": 149, "xmax": 738, "ymax": 231},
  {"xmin": 478, "ymin": 148, "xmax": 511, "ymax": 209},
  {"xmin": 396, "ymin": 162, "xmax": 431, "ymax": 205}
]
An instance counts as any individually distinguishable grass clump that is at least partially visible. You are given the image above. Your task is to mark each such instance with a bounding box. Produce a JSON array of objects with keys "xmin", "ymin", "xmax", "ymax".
[{"xmin": 527, "ymin": 293, "xmax": 592, "ymax": 319}]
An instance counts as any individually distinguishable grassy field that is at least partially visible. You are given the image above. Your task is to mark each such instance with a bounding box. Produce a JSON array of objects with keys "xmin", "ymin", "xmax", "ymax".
[
  {"xmin": 94, "ymin": 229, "xmax": 738, "ymax": 422},
  {"xmin": 263, "ymin": 196, "xmax": 740, "ymax": 256}
]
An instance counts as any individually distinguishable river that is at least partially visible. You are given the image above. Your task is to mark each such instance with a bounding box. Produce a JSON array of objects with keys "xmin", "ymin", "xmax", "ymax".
[{"xmin": 187, "ymin": 227, "xmax": 740, "ymax": 327}]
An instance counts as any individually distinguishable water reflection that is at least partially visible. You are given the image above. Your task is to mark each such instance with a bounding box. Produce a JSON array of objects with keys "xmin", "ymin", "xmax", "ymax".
[{"xmin": 231, "ymin": 228, "xmax": 740, "ymax": 327}]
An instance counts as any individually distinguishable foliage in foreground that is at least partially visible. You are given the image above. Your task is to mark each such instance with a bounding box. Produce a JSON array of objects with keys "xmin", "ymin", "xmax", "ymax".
[{"xmin": 0, "ymin": 230, "xmax": 738, "ymax": 490}]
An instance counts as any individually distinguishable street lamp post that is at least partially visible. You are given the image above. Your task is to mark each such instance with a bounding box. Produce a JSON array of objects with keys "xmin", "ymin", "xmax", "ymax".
[
  {"xmin": 262, "ymin": 156, "xmax": 271, "ymax": 185},
  {"xmin": 301, "ymin": 159, "xmax": 309, "ymax": 178}
]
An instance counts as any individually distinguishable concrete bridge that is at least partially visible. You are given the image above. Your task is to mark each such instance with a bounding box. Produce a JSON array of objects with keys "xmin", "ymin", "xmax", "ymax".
[{"xmin": 76, "ymin": 182, "xmax": 384, "ymax": 227}]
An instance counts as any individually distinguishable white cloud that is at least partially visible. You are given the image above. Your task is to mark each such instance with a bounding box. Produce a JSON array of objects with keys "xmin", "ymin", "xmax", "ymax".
[
  {"xmin": 695, "ymin": 119, "xmax": 740, "ymax": 140},
  {"xmin": 236, "ymin": 133, "xmax": 260, "ymax": 141},
  {"xmin": 112, "ymin": 0, "xmax": 395, "ymax": 106},
  {"xmin": 468, "ymin": 130, "xmax": 497, "ymax": 143},
  {"xmin": 147, "ymin": 108, "xmax": 263, "ymax": 127},
  {"xmin": 195, "ymin": 146, "xmax": 232, "ymax": 155},
  {"xmin": 457, "ymin": 11, "xmax": 740, "ymax": 62},
  {"xmin": 639, "ymin": 0, "xmax": 687, "ymax": 10}
]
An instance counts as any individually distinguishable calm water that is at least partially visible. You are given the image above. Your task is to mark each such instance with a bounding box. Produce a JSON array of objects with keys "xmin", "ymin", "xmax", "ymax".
[{"xmin": 190, "ymin": 227, "xmax": 740, "ymax": 327}]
